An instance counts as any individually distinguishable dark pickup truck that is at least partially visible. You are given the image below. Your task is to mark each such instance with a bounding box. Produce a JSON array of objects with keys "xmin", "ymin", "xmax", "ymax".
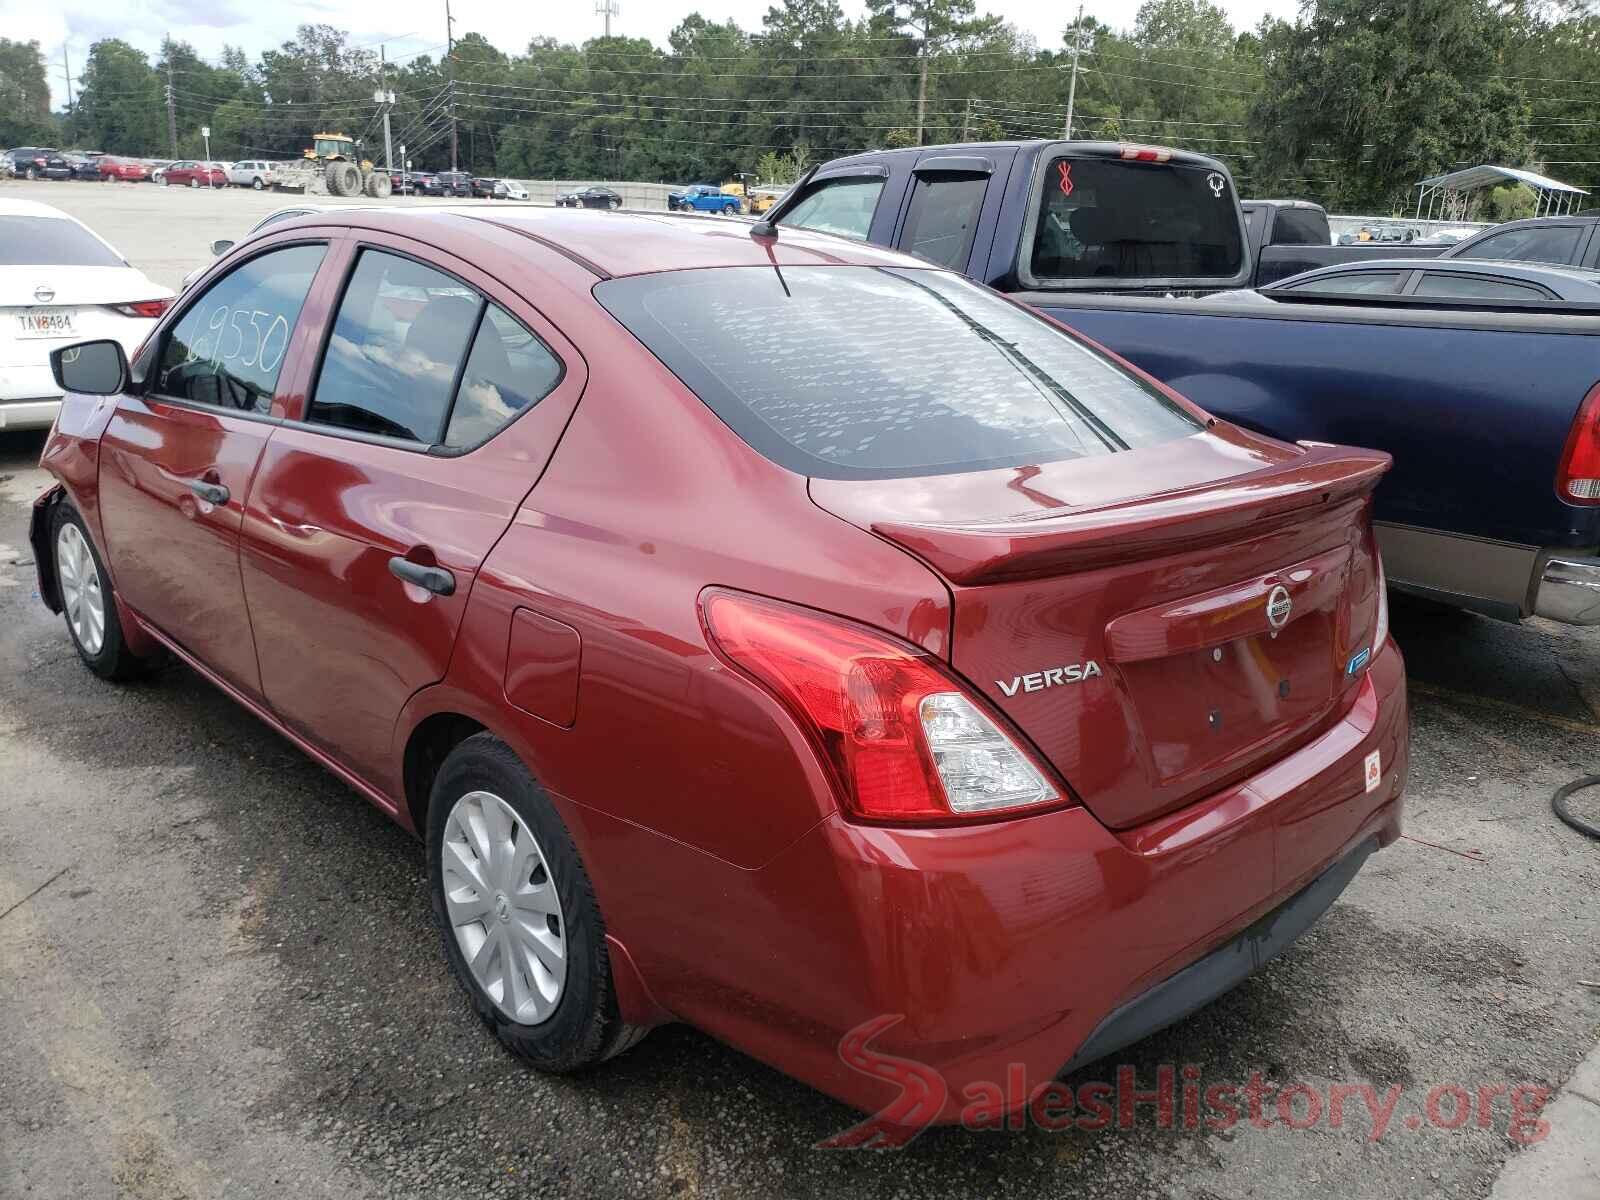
[
  {"xmin": 765, "ymin": 140, "xmax": 1600, "ymax": 625},
  {"xmin": 1243, "ymin": 199, "xmax": 1447, "ymax": 286}
]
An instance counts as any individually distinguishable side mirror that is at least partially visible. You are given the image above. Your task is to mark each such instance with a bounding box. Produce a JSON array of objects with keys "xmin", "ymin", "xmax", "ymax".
[
  {"xmin": 51, "ymin": 340, "xmax": 129, "ymax": 396},
  {"xmin": 210, "ymin": 239, "xmax": 235, "ymax": 257}
]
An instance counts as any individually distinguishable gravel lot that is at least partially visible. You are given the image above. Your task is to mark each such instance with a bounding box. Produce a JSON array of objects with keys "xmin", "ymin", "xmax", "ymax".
[{"xmin": 2, "ymin": 178, "xmax": 1598, "ymax": 1199}]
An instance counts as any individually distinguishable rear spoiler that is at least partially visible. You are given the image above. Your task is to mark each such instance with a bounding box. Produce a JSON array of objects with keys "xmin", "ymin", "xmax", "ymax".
[{"xmin": 872, "ymin": 443, "xmax": 1391, "ymax": 584}]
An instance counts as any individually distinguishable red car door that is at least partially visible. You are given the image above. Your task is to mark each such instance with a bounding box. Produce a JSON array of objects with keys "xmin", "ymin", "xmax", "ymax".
[
  {"xmin": 96, "ymin": 238, "xmax": 336, "ymax": 697},
  {"xmin": 239, "ymin": 233, "xmax": 586, "ymax": 795}
]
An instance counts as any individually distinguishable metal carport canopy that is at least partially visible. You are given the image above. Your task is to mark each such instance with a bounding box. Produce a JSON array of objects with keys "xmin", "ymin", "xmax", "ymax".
[{"xmin": 1415, "ymin": 164, "xmax": 1590, "ymax": 219}]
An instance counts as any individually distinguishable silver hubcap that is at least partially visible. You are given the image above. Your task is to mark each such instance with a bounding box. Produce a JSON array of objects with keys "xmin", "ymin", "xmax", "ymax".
[
  {"xmin": 56, "ymin": 523, "xmax": 105, "ymax": 656},
  {"xmin": 442, "ymin": 791, "xmax": 566, "ymax": 1024}
]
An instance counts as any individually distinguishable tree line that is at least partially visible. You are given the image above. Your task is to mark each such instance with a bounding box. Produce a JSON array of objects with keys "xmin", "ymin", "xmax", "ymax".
[{"xmin": 2, "ymin": 0, "xmax": 1596, "ymax": 214}]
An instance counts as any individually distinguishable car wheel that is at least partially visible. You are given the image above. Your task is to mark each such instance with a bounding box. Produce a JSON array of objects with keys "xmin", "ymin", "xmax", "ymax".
[
  {"xmin": 24, "ymin": 166, "xmax": 37, "ymax": 180},
  {"xmin": 188, "ymin": 177, "xmax": 199, "ymax": 188},
  {"xmin": 428, "ymin": 732, "xmax": 647, "ymax": 1071},
  {"xmin": 252, "ymin": 177, "xmax": 264, "ymax": 190},
  {"xmin": 159, "ymin": 175, "xmax": 168, "ymax": 186},
  {"xmin": 52, "ymin": 503, "xmax": 147, "ymax": 682},
  {"xmin": 610, "ymin": 198, "xmax": 621, "ymax": 210}
]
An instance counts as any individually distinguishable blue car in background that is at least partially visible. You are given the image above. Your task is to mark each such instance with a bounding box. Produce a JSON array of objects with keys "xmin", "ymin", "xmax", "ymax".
[{"xmin": 668, "ymin": 184, "xmax": 742, "ymax": 215}]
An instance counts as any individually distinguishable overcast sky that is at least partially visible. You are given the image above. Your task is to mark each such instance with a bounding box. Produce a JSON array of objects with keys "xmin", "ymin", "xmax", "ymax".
[{"xmin": 12, "ymin": 0, "xmax": 1300, "ymax": 111}]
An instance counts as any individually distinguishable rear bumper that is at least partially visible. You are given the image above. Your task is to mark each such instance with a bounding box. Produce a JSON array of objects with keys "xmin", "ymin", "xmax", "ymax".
[
  {"xmin": 1533, "ymin": 555, "xmax": 1600, "ymax": 624},
  {"xmin": 640, "ymin": 640, "xmax": 1407, "ymax": 1123},
  {"xmin": 0, "ymin": 397, "xmax": 62, "ymax": 430}
]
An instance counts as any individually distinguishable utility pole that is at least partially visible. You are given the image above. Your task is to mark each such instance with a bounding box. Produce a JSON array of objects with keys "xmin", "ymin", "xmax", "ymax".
[
  {"xmin": 596, "ymin": 0, "xmax": 618, "ymax": 38},
  {"xmin": 445, "ymin": 0, "xmax": 458, "ymax": 172},
  {"xmin": 60, "ymin": 44, "xmax": 73, "ymax": 112},
  {"xmin": 164, "ymin": 43, "xmax": 178, "ymax": 157},
  {"xmin": 378, "ymin": 46, "xmax": 395, "ymax": 173},
  {"xmin": 1063, "ymin": 2, "xmax": 1084, "ymax": 140}
]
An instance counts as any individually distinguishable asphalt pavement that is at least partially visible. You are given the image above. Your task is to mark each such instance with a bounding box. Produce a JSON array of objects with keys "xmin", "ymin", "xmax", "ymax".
[{"xmin": 1, "ymin": 178, "xmax": 1598, "ymax": 1199}]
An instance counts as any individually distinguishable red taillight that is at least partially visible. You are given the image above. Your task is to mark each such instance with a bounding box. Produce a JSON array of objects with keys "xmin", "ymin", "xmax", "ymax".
[
  {"xmin": 109, "ymin": 299, "xmax": 173, "ymax": 319},
  {"xmin": 1557, "ymin": 381, "xmax": 1600, "ymax": 505},
  {"xmin": 700, "ymin": 589, "xmax": 1065, "ymax": 825},
  {"xmin": 1119, "ymin": 144, "xmax": 1173, "ymax": 163}
]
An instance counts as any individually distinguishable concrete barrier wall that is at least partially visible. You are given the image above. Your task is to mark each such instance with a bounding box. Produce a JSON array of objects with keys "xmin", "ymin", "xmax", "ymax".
[{"xmin": 509, "ymin": 179, "xmax": 682, "ymax": 210}]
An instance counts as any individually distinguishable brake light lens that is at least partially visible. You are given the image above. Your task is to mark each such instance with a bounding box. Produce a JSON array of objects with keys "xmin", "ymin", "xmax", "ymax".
[
  {"xmin": 1119, "ymin": 144, "xmax": 1173, "ymax": 163},
  {"xmin": 700, "ymin": 589, "xmax": 1062, "ymax": 824},
  {"xmin": 108, "ymin": 299, "xmax": 172, "ymax": 319},
  {"xmin": 1556, "ymin": 381, "xmax": 1600, "ymax": 505}
]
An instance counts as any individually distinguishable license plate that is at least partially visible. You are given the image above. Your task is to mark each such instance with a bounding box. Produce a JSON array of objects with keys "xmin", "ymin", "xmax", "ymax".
[{"xmin": 16, "ymin": 309, "xmax": 75, "ymax": 338}]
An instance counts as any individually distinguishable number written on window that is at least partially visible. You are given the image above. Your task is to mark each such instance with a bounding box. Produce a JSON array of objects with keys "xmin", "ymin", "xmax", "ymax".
[{"xmin": 158, "ymin": 243, "xmax": 325, "ymax": 412}]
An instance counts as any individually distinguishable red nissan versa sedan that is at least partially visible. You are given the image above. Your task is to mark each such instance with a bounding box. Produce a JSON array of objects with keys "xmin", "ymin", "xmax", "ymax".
[{"xmin": 31, "ymin": 208, "xmax": 1407, "ymax": 1123}]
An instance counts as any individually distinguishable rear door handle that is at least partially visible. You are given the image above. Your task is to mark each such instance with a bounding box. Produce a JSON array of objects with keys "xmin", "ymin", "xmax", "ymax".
[
  {"xmin": 186, "ymin": 478, "xmax": 230, "ymax": 505},
  {"xmin": 388, "ymin": 556, "xmax": 456, "ymax": 596}
]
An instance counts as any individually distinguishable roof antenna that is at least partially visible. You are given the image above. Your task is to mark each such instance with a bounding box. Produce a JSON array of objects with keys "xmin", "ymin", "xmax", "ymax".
[{"xmin": 751, "ymin": 224, "xmax": 790, "ymax": 297}]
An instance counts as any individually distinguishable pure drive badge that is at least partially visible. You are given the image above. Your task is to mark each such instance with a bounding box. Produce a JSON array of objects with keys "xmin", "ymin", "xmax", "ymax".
[{"xmin": 996, "ymin": 662, "xmax": 1102, "ymax": 697}]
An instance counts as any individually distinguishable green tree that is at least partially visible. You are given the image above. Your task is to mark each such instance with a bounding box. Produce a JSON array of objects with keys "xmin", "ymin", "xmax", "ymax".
[
  {"xmin": 72, "ymin": 39, "xmax": 163, "ymax": 155},
  {"xmin": 867, "ymin": 0, "xmax": 1003, "ymax": 144},
  {"xmin": 1251, "ymin": 0, "xmax": 1534, "ymax": 211},
  {"xmin": 0, "ymin": 38, "xmax": 57, "ymax": 147}
]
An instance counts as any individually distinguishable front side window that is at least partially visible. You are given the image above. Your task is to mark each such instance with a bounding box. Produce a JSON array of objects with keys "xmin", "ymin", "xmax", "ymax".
[
  {"xmin": 778, "ymin": 177, "xmax": 884, "ymax": 241},
  {"xmin": 900, "ymin": 173, "xmax": 988, "ymax": 269},
  {"xmin": 1029, "ymin": 156, "xmax": 1244, "ymax": 282},
  {"xmin": 597, "ymin": 265, "xmax": 1200, "ymax": 480},
  {"xmin": 1454, "ymin": 225, "xmax": 1582, "ymax": 266},
  {"xmin": 308, "ymin": 249, "xmax": 561, "ymax": 446},
  {"xmin": 156, "ymin": 242, "xmax": 326, "ymax": 412}
]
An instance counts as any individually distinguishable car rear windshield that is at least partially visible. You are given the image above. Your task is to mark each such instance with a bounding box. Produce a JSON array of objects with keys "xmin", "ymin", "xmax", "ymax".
[
  {"xmin": 0, "ymin": 216, "xmax": 124, "ymax": 267},
  {"xmin": 595, "ymin": 265, "xmax": 1201, "ymax": 480},
  {"xmin": 1030, "ymin": 156, "xmax": 1244, "ymax": 283}
]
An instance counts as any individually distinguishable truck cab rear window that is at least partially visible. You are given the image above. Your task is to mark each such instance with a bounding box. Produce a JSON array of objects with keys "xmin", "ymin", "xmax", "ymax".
[
  {"xmin": 596, "ymin": 265, "xmax": 1200, "ymax": 480},
  {"xmin": 1029, "ymin": 157, "xmax": 1244, "ymax": 283}
]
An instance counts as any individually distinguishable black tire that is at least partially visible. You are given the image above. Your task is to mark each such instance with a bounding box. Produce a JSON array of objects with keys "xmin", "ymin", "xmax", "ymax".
[
  {"xmin": 610, "ymin": 197, "xmax": 621, "ymax": 210},
  {"xmin": 50, "ymin": 502, "xmax": 147, "ymax": 682},
  {"xmin": 252, "ymin": 176, "xmax": 264, "ymax": 190},
  {"xmin": 25, "ymin": 166, "xmax": 37, "ymax": 180},
  {"xmin": 428, "ymin": 733, "xmax": 646, "ymax": 1071},
  {"xmin": 679, "ymin": 201, "xmax": 695, "ymax": 213}
]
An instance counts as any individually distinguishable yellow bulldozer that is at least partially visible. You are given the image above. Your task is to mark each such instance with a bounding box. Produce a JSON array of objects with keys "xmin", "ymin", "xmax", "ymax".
[{"xmin": 275, "ymin": 133, "xmax": 392, "ymax": 198}]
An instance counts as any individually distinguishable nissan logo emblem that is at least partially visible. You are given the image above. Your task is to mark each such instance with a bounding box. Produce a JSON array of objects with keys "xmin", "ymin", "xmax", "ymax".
[
  {"xmin": 33, "ymin": 285, "xmax": 54, "ymax": 304},
  {"xmin": 1266, "ymin": 585, "xmax": 1293, "ymax": 630}
]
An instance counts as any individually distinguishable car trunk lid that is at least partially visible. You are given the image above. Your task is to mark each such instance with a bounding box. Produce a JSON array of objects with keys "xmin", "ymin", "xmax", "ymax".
[{"xmin": 811, "ymin": 429, "xmax": 1389, "ymax": 829}]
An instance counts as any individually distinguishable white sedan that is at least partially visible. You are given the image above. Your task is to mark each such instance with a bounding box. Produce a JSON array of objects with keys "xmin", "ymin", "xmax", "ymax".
[{"xmin": 0, "ymin": 199, "xmax": 173, "ymax": 430}]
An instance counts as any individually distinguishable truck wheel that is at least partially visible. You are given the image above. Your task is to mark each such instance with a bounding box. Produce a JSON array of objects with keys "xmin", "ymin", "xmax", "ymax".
[
  {"xmin": 325, "ymin": 161, "xmax": 360, "ymax": 198},
  {"xmin": 364, "ymin": 171, "xmax": 392, "ymax": 199},
  {"xmin": 679, "ymin": 201, "xmax": 694, "ymax": 213}
]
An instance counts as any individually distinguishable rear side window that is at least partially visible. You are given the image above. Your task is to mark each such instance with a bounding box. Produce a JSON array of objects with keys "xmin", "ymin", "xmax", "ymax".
[
  {"xmin": 0, "ymin": 216, "xmax": 123, "ymax": 267},
  {"xmin": 1278, "ymin": 270, "xmax": 1406, "ymax": 296},
  {"xmin": 309, "ymin": 249, "xmax": 560, "ymax": 446},
  {"xmin": 596, "ymin": 265, "xmax": 1200, "ymax": 480},
  {"xmin": 1411, "ymin": 272, "xmax": 1552, "ymax": 300},
  {"xmin": 900, "ymin": 173, "xmax": 987, "ymax": 269},
  {"xmin": 1269, "ymin": 207, "xmax": 1330, "ymax": 246},
  {"xmin": 779, "ymin": 177, "xmax": 884, "ymax": 241},
  {"xmin": 157, "ymin": 243, "xmax": 326, "ymax": 412},
  {"xmin": 1029, "ymin": 156, "xmax": 1243, "ymax": 282},
  {"xmin": 1454, "ymin": 224, "xmax": 1582, "ymax": 266}
]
